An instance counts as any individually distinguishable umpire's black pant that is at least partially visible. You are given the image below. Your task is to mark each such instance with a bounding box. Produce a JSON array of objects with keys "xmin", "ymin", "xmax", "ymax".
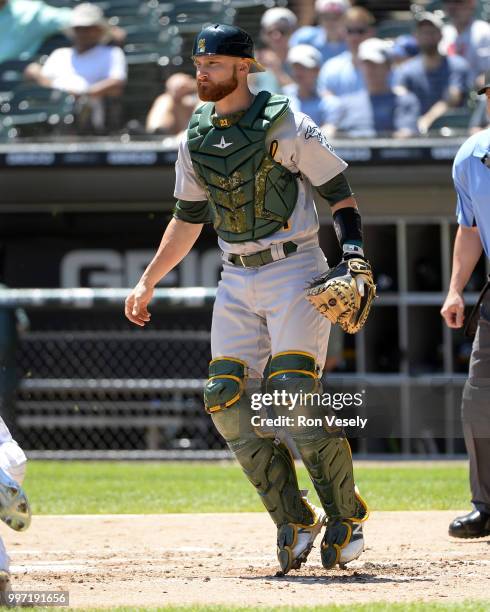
[{"xmin": 462, "ymin": 291, "xmax": 490, "ymax": 514}]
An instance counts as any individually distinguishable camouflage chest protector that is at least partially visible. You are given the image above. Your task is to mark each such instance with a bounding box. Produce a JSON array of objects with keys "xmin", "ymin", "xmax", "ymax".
[{"xmin": 187, "ymin": 91, "xmax": 298, "ymax": 243}]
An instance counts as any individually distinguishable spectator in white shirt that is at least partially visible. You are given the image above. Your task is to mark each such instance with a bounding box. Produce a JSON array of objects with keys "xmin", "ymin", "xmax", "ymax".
[
  {"xmin": 440, "ymin": 0, "xmax": 490, "ymax": 86},
  {"xmin": 25, "ymin": 3, "xmax": 126, "ymax": 98}
]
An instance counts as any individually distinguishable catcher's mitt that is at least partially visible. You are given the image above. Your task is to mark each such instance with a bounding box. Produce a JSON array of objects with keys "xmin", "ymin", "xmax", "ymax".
[{"xmin": 306, "ymin": 257, "xmax": 376, "ymax": 334}]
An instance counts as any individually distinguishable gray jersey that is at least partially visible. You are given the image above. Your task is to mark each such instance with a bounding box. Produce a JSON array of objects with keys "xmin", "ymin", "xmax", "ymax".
[{"xmin": 174, "ymin": 109, "xmax": 347, "ymax": 255}]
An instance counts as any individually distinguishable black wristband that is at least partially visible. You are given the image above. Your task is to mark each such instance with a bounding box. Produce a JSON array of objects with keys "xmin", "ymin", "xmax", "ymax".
[{"xmin": 332, "ymin": 207, "xmax": 364, "ymax": 258}]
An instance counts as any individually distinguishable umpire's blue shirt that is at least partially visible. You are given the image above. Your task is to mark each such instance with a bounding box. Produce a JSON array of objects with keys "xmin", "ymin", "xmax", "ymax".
[{"xmin": 453, "ymin": 128, "xmax": 490, "ymax": 259}]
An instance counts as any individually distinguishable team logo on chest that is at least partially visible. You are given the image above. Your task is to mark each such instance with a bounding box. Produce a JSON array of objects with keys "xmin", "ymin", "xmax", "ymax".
[{"xmin": 212, "ymin": 136, "xmax": 233, "ymax": 149}]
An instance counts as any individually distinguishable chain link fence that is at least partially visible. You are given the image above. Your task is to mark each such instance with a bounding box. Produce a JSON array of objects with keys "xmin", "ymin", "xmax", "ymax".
[{"xmin": 1, "ymin": 288, "xmax": 229, "ymax": 456}]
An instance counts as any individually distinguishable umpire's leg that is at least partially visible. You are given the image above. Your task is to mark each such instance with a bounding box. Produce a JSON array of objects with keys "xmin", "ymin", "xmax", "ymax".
[{"xmin": 449, "ymin": 293, "xmax": 490, "ymax": 538}]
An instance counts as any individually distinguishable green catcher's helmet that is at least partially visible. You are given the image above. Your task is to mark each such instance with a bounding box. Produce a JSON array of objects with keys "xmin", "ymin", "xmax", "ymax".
[{"xmin": 192, "ymin": 23, "xmax": 265, "ymax": 72}]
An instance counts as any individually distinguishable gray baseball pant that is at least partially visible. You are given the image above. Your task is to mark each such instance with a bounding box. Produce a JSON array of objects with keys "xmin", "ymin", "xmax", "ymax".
[{"xmin": 462, "ymin": 291, "xmax": 490, "ymax": 513}]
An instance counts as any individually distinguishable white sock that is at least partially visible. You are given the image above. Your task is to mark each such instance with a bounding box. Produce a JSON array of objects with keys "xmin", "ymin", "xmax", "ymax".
[{"xmin": 0, "ymin": 537, "xmax": 9, "ymax": 573}]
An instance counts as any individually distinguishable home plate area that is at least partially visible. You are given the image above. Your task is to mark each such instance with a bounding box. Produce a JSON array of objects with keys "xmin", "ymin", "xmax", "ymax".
[{"xmin": 4, "ymin": 512, "xmax": 489, "ymax": 608}]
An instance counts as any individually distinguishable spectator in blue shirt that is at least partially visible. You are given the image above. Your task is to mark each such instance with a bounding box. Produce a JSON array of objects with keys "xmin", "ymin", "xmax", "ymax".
[
  {"xmin": 283, "ymin": 44, "xmax": 335, "ymax": 127},
  {"xmin": 318, "ymin": 6, "xmax": 376, "ymax": 96},
  {"xmin": 390, "ymin": 34, "xmax": 419, "ymax": 67},
  {"xmin": 289, "ymin": 0, "xmax": 348, "ymax": 64},
  {"xmin": 322, "ymin": 38, "xmax": 420, "ymax": 138},
  {"xmin": 394, "ymin": 12, "xmax": 471, "ymax": 134},
  {"xmin": 0, "ymin": 0, "xmax": 125, "ymax": 65},
  {"xmin": 0, "ymin": 0, "xmax": 71, "ymax": 63},
  {"xmin": 440, "ymin": 0, "xmax": 490, "ymax": 87}
]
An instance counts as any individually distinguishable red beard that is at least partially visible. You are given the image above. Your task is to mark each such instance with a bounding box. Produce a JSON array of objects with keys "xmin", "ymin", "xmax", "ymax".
[{"xmin": 197, "ymin": 67, "xmax": 238, "ymax": 102}]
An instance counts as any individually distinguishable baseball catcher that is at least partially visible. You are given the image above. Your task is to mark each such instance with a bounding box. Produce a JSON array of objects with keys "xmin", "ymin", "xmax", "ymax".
[{"xmin": 126, "ymin": 23, "xmax": 374, "ymax": 574}]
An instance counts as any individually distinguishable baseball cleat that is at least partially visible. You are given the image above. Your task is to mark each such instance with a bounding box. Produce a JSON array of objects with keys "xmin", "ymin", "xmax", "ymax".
[
  {"xmin": 0, "ymin": 468, "xmax": 31, "ymax": 532},
  {"xmin": 277, "ymin": 501, "xmax": 326, "ymax": 575},
  {"xmin": 0, "ymin": 569, "xmax": 11, "ymax": 592},
  {"xmin": 320, "ymin": 519, "xmax": 364, "ymax": 569}
]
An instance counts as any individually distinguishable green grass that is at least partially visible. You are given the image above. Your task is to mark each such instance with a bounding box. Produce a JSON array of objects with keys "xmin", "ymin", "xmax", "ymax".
[
  {"xmin": 23, "ymin": 461, "xmax": 469, "ymax": 515},
  {"xmin": 6, "ymin": 602, "xmax": 490, "ymax": 612}
]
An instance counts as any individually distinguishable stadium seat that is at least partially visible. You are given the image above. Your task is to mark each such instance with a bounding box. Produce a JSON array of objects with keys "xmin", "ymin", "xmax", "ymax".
[
  {"xmin": 37, "ymin": 34, "xmax": 71, "ymax": 59},
  {"xmin": 107, "ymin": 13, "xmax": 157, "ymax": 28},
  {"xmin": 430, "ymin": 108, "xmax": 473, "ymax": 131},
  {"xmin": 42, "ymin": 0, "xmax": 77, "ymax": 6},
  {"xmin": 123, "ymin": 24, "xmax": 182, "ymax": 65},
  {"xmin": 95, "ymin": 0, "xmax": 147, "ymax": 8},
  {"xmin": 0, "ymin": 60, "xmax": 31, "ymax": 105},
  {"xmin": 0, "ymin": 85, "xmax": 75, "ymax": 138},
  {"xmin": 0, "ymin": 60, "xmax": 30, "ymax": 87},
  {"xmin": 155, "ymin": 1, "xmax": 233, "ymax": 33},
  {"xmin": 122, "ymin": 24, "xmax": 170, "ymax": 43},
  {"xmin": 0, "ymin": 85, "xmax": 74, "ymax": 116},
  {"xmin": 228, "ymin": 0, "xmax": 269, "ymax": 6}
]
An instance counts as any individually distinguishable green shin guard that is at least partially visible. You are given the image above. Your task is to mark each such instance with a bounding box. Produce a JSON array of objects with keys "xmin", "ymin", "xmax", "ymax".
[
  {"xmin": 221, "ymin": 419, "xmax": 318, "ymax": 573},
  {"xmin": 291, "ymin": 431, "xmax": 367, "ymax": 569},
  {"xmin": 292, "ymin": 433, "xmax": 357, "ymax": 517},
  {"xmin": 266, "ymin": 352, "xmax": 359, "ymax": 519},
  {"xmin": 222, "ymin": 424, "xmax": 313, "ymax": 527},
  {"xmin": 205, "ymin": 357, "xmax": 313, "ymax": 529}
]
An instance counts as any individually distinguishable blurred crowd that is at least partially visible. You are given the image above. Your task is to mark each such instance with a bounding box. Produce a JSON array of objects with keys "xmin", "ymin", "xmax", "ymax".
[
  {"xmin": 0, "ymin": 0, "xmax": 489, "ymax": 138},
  {"xmin": 251, "ymin": 0, "xmax": 490, "ymax": 137}
]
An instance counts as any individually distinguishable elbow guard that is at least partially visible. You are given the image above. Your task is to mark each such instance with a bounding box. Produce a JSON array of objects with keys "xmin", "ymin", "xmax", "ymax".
[
  {"xmin": 314, "ymin": 173, "xmax": 353, "ymax": 206},
  {"xmin": 173, "ymin": 199, "xmax": 211, "ymax": 224}
]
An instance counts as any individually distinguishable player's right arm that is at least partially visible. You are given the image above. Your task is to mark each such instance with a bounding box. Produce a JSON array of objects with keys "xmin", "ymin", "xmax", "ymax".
[
  {"xmin": 441, "ymin": 225, "xmax": 482, "ymax": 328},
  {"xmin": 125, "ymin": 133, "xmax": 209, "ymax": 327},
  {"xmin": 125, "ymin": 219, "xmax": 203, "ymax": 326},
  {"xmin": 441, "ymin": 142, "xmax": 483, "ymax": 329}
]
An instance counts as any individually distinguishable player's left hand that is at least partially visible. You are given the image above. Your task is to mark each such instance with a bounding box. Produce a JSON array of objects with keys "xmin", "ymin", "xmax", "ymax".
[{"xmin": 306, "ymin": 257, "xmax": 376, "ymax": 334}]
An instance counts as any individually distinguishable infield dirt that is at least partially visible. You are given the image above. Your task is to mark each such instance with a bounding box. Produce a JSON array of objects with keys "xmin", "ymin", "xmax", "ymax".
[{"xmin": 4, "ymin": 511, "xmax": 489, "ymax": 608}]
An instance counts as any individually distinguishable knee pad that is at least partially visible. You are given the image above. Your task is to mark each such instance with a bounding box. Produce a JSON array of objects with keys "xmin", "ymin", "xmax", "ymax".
[
  {"xmin": 204, "ymin": 357, "xmax": 248, "ymax": 441},
  {"xmin": 267, "ymin": 351, "xmax": 320, "ymax": 397},
  {"xmin": 267, "ymin": 351, "xmax": 330, "ymax": 438},
  {"xmin": 0, "ymin": 441, "xmax": 27, "ymax": 485}
]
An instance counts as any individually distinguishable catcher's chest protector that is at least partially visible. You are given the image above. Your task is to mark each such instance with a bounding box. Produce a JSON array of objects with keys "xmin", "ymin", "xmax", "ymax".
[{"xmin": 187, "ymin": 91, "xmax": 298, "ymax": 243}]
